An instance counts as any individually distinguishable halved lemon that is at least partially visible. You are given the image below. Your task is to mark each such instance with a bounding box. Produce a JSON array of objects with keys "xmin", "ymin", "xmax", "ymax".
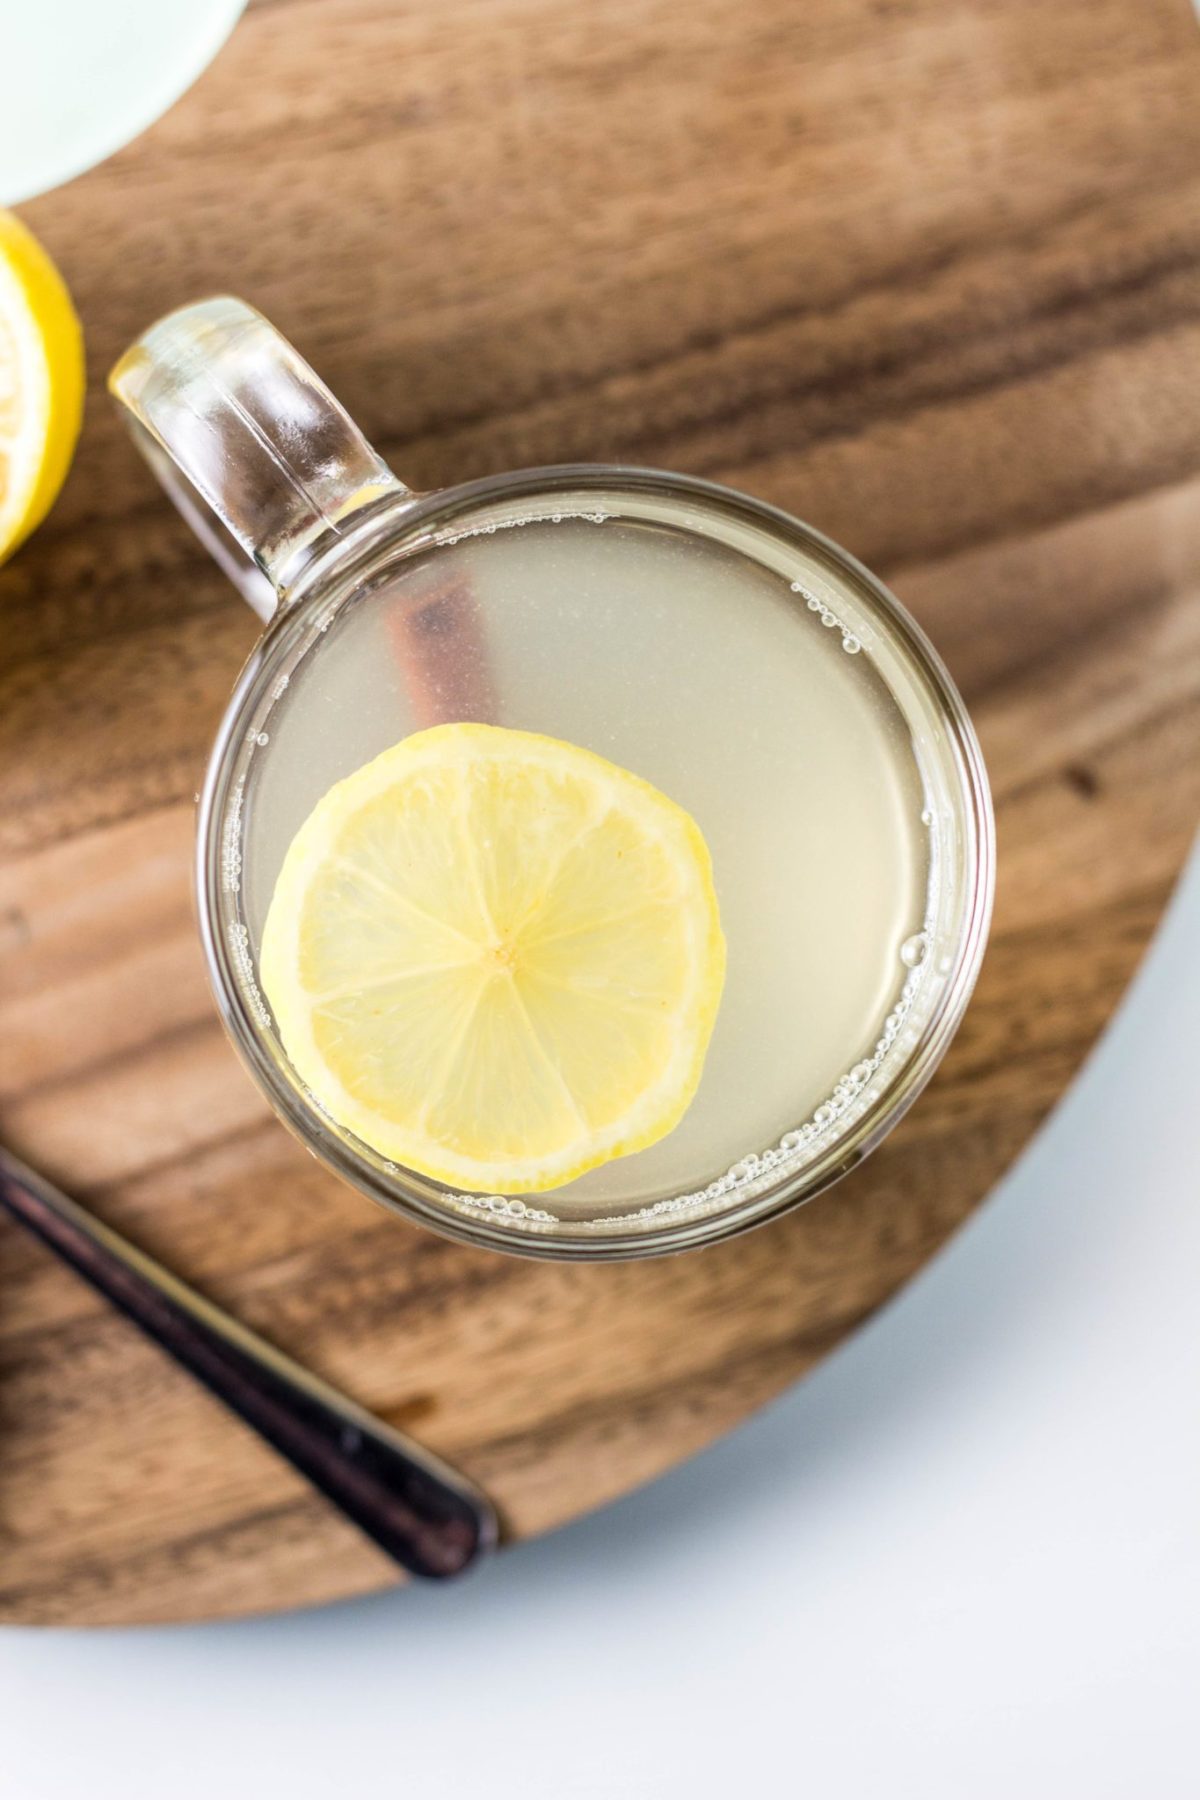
[
  {"xmin": 0, "ymin": 210, "xmax": 84, "ymax": 564},
  {"xmin": 261, "ymin": 723, "xmax": 726, "ymax": 1194}
]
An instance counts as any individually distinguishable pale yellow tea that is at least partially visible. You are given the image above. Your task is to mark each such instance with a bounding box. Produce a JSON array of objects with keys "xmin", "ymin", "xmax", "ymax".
[{"xmin": 234, "ymin": 504, "xmax": 937, "ymax": 1219}]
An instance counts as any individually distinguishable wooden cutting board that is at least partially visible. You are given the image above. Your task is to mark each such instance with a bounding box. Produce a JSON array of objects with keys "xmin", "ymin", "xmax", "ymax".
[{"xmin": 2, "ymin": 0, "xmax": 1199, "ymax": 1626}]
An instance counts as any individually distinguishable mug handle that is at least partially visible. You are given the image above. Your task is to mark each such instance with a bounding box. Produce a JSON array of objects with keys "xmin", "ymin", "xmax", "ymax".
[{"xmin": 108, "ymin": 297, "xmax": 409, "ymax": 621}]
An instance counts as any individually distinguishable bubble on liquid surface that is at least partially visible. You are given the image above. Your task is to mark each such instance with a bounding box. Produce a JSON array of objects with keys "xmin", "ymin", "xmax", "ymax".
[{"xmin": 900, "ymin": 932, "xmax": 927, "ymax": 969}]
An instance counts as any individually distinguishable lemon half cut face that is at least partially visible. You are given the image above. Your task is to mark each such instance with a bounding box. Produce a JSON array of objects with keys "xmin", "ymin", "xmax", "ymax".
[
  {"xmin": 0, "ymin": 210, "xmax": 84, "ymax": 564},
  {"xmin": 261, "ymin": 724, "xmax": 726, "ymax": 1194}
]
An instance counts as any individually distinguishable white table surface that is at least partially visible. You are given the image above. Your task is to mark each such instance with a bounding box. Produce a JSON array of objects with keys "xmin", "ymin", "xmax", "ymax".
[{"xmin": 2, "ymin": 837, "xmax": 1198, "ymax": 1799}]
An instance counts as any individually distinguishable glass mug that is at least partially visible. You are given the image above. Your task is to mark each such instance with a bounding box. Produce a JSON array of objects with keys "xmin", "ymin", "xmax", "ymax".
[{"xmin": 109, "ymin": 298, "xmax": 993, "ymax": 1261}]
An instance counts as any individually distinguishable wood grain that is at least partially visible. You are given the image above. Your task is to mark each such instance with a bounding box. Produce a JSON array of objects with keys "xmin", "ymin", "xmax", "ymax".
[{"xmin": 2, "ymin": 0, "xmax": 1200, "ymax": 1624}]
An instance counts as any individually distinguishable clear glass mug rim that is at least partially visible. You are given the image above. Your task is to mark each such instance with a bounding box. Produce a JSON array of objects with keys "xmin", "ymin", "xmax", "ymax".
[
  {"xmin": 110, "ymin": 297, "xmax": 994, "ymax": 1261},
  {"xmin": 194, "ymin": 462, "xmax": 994, "ymax": 1261}
]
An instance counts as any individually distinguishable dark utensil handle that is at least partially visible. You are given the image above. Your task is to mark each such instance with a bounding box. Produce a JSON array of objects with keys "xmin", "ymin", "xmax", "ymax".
[{"xmin": 0, "ymin": 1148, "xmax": 498, "ymax": 1579}]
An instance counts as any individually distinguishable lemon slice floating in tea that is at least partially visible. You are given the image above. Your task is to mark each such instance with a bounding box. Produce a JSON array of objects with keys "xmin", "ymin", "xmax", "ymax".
[{"xmin": 261, "ymin": 723, "xmax": 726, "ymax": 1194}]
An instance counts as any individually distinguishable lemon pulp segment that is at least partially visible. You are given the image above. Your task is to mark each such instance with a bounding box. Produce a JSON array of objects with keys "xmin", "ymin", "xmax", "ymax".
[{"xmin": 260, "ymin": 723, "xmax": 726, "ymax": 1194}]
